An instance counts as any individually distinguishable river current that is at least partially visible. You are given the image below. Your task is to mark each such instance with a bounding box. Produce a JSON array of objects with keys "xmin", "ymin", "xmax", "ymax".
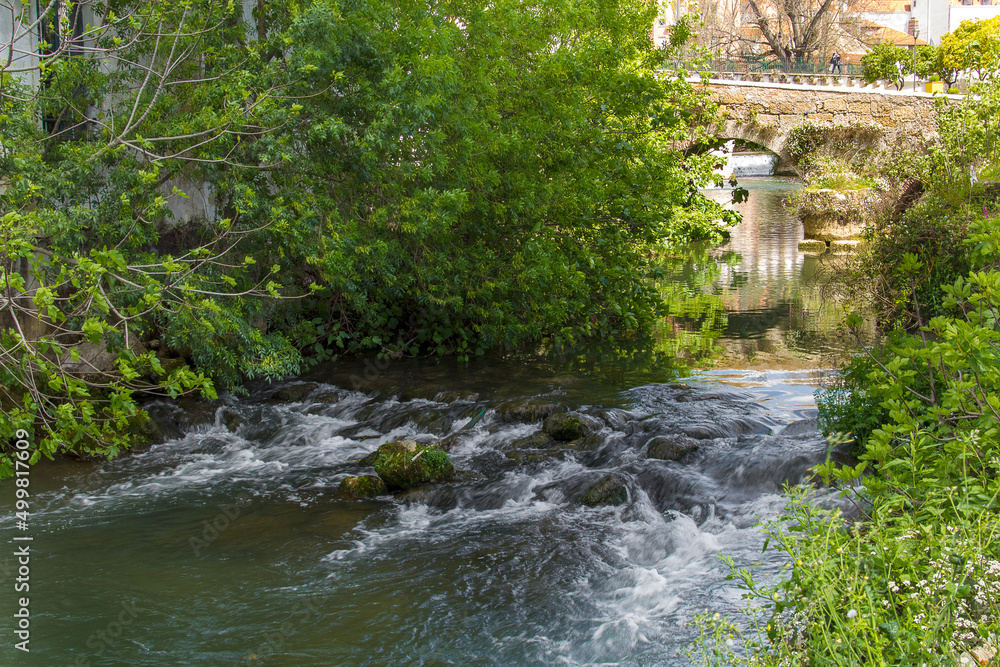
[{"xmin": 0, "ymin": 178, "xmax": 857, "ymax": 666}]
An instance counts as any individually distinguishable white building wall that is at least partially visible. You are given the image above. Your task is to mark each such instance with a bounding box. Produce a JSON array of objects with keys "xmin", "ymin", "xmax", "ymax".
[
  {"xmin": 861, "ymin": 12, "xmax": 911, "ymax": 34},
  {"xmin": 949, "ymin": 4, "xmax": 1000, "ymax": 33},
  {"xmin": 0, "ymin": 1, "xmax": 40, "ymax": 88}
]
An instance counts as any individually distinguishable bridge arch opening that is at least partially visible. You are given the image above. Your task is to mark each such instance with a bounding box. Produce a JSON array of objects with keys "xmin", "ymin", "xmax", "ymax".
[{"xmin": 687, "ymin": 138, "xmax": 790, "ymax": 181}]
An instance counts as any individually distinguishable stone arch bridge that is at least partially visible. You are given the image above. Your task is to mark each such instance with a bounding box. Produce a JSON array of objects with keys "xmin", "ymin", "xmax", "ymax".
[{"xmin": 691, "ymin": 78, "xmax": 954, "ymax": 171}]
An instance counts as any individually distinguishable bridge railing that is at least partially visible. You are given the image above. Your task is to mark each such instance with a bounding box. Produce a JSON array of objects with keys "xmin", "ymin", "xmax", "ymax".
[{"xmin": 667, "ymin": 58, "xmax": 865, "ymax": 78}]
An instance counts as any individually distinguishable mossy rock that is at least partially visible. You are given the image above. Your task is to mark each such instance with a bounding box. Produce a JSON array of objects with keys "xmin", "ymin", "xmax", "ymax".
[
  {"xmin": 798, "ymin": 239, "xmax": 828, "ymax": 254},
  {"xmin": 646, "ymin": 434, "xmax": 700, "ymax": 461},
  {"xmin": 372, "ymin": 440, "xmax": 456, "ymax": 490},
  {"xmin": 494, "ymin": 399, "xmax": 567, "ymax": 424},
  {"xmin": 125, "ymin": 412, "xmax": 170, "ymax": 449},
  {"xmin": 543, "ymin": 412, "xmax": 591, "ymax": 441},
  {"xmin": 505, "ymin": 450, "xmax": 572, "ymax": 464},
  {"xmin": 273, "ymin": 383, "xmax": 318, "ymax": 402},
  {"xmin": 338, "ymin": 475, "xmax": 387, "ymax": 498},
  {"xmin": 576, "ymin": 433, "xmax": 605, "ymax": 451},
  {"xmin": 579, "ymin": 475, "xmax": 628, "ymax": 507},
  {"xmin": 220, "ymin": 408, "xmax": 245, "ymax": 433}
]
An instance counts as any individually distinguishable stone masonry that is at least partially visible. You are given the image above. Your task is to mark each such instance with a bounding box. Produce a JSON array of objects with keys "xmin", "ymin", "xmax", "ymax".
[{"xmin": 701, "ymin": 81, "xmax": 944, "ymax": 169}]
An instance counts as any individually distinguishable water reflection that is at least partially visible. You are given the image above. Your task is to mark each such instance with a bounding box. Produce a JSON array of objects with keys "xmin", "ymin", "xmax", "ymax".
[{"xmin": 659, "ymin": 177, "xmax": 854, "ymax": 370}]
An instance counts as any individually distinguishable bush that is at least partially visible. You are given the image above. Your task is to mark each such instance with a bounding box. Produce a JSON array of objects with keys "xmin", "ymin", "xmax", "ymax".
[
  {"xmin": 816, "ymin": 352, "xmax": 888, "ymax": 454},
  {"xmin": 842, "ymin": 196, "xmax": 974, "ymax": 330},
  {"xmin": 861, "ymin": 42, "xmax": 911, "ymax": 90}
]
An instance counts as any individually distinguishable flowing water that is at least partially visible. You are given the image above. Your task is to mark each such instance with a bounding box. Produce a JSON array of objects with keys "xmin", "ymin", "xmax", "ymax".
[{"xmin": 1, "ymin": 178, "xmax": 857, "ymax": 666}]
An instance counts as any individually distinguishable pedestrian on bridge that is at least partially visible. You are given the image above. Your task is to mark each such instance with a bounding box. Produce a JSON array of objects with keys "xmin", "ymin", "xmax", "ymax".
[{"xmin": 830, "ymin": 52, "xmax": 843, "ymax": 75}]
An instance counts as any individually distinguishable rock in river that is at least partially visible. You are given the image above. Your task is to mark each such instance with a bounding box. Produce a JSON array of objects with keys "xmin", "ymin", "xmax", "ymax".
[
  {"xmin": 338, "ymin": 475, "xmax": 388, "ymax": 498},
  {"xmin": 370, "ymin": 440, "xmax": 456, "ymax": 491},
  {"xmin": 543, "ymin": 412, "xmax": 592, "ymax": 441},
  {"xmin": 273, "ymin": 383, "xmax": 319, "ymax": 402},
  {"xmin": 579, "ymin": 474, "xmax": 628, "ymax": 507},
  {"xmin": 646, "ymin": 434, "xmax": 700, "ymax": 461}
]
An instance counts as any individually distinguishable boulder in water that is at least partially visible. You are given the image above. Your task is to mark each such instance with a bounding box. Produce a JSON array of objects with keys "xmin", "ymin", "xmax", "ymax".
[
  {"xmin": 646, "ymin": 434, "xmax": 700, "ymax": 461},
  {"xmin": 780, "ymin": 418, "xmax": 819, "ymax": 436},
  {"xmin": 338, "ymin": 475, "xmax": 387, "ymax": 498},
  {"xmin": 220, "ymin": 408, "xmax": 245, "ymax": 433},
  {"xmin": 273, "ymin": 383, "xmax": 318, "ymax": 402},
  {"xmin": 543, "ymin": 412, "xmax": 591, "ymax": 441},
  {"xmin": 372, "ymin": 440, "xmax": 456, "ymax": 490},
  {"xmin": 494, "ymin": 399, "xmax": 567, "ymax": 423},
  {"xmin": 579, "ymin": 474, "xmax": 628, "ymax": 507}
]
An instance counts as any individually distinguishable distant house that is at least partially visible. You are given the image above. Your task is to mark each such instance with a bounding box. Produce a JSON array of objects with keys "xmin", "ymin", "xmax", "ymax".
[
  {"xmin": 860, "ymin": 0, "xmax": 1000, "ymax": 46},
  {"xmin": 652, "ymin": 0, "xmax": 696, "ymax": 48}
]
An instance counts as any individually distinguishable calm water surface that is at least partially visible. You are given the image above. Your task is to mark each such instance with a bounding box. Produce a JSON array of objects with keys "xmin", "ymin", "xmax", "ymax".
[{"xmin": 0, "ymin": 178, "xmax": 855, "ymax": 666}]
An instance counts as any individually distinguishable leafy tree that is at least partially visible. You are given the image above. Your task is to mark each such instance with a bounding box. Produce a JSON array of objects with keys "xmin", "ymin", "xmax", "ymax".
[
  {"xmin": 937, "ymin": 16, "xmax": 1000, "ymax": 82},
  {"xmin": 861, "ymin": 41, "xmax": 910, "ymax": 90},
  {"xmin": 258, "ymin": 0, "xmax": 729, "ymax": 357},
  {"xmin": 0, "ymin": 0, "xmax": 308, "ymax": 474},
  {"xmin": 913, "ymin": 44, "xmax": 941, "ymax": 80},
  {"xmin": 1, "ymin": 0, "xmax": 734, "ymax": 475}
]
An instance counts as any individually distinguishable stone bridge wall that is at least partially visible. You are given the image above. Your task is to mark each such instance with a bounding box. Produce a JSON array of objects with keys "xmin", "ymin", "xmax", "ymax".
[{"xmin": 701, "ymin": 81, "xmax": 945, "ymax": 169}]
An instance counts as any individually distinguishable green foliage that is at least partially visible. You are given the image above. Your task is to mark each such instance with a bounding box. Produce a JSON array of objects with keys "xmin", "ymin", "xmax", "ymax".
[
  {"xmin": 816, "ymin": 352, "xmax": 889, "ymax": 454},
  {"xmin": 861, "ymin": 42, "xmax": 911, "ymax": 90},
  {"xmin": 372, "ymin": 441, "xmax": 455, "ymax": 490},
  {"xmin": 914, "ymin": 45, "xmax": 941, "ymax": 81},
  {"xmin": 273, "ymin": 0, "xmax": 731, "ymax": 358},
  {"xmin": 938, "ymin": 16, "xmax": 1000, "ymax": 82},
  {"xmin": 0, "ymin": 0, "xmax": 306, "ymax": 473},
  {"xmin": 846, "ymin": 199, "xmax": 974, "ymax": 329},
  {"xmin": 785, "ymin": 121, "xmax": 882, "ymax": 176},
  {"xmin": 928, "ymin": 79, "xmax": 1000, "ymax": 189},
  {"xmin": 804, "ymin": 157, "xmax": 878, "ymax": 191},
  {"xmin": 691, "ymin": 490, "xmax": 1000, "ymax": 666}
]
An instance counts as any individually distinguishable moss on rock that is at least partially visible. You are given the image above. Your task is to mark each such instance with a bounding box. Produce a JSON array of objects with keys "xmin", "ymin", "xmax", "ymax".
[
  {"xmin": 273, "ymin": 383, "xmax": 318, "ymax": 402},
  {"xmin": 372, "ymin": 440, "xmax": 456, "ymax": 490},
  {"xmin": 338, "ymin": 474, "xmax": 388, "ymax": 498},
  {"xmin": 543, "ymin": 412, "xmax": 590, "ymax": 441},
  {"xmin": 579, "ymin": 475, "xmax": 628, "ymax": 507}
]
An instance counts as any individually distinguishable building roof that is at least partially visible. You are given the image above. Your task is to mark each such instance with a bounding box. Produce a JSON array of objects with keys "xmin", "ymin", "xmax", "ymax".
[
  {"xmin": 858, "ymin": 0, "xmax": 911, "ymax": 11},
  {"xmin": 861, "ymin": 20, "xmax": 928, "ymax": 46}
]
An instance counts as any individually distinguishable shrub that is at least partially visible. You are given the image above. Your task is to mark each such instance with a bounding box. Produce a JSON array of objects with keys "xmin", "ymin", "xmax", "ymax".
[
  {"xmin": 816, "ymin": 352, "xmax": 888, "ymax": 454},
  {"xmin": 842, "ymin": 196, "xmax": 974, "ymax": 330}
]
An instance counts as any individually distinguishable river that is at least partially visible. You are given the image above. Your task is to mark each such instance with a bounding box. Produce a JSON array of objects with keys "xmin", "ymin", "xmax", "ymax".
[{"xmin": 0, "ymin": 178, "xmax": 857, "ymax": 666}]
